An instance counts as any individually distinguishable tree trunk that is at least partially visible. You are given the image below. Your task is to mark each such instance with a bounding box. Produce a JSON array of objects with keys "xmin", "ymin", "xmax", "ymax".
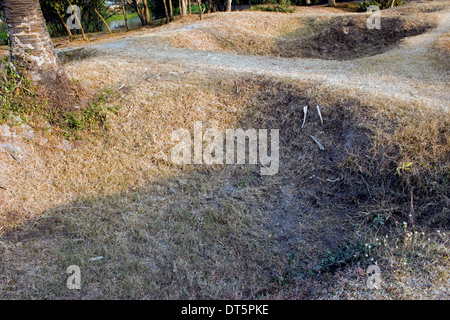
[
  {"xmin": 3, "ymin": 0, "xmax": 61, "ymax": 82},
  {"xmin": 75, "ymin": 11, "xmax": 88, "ymax": 41},
  {"xmin": 143, "ymin": 0, "xmax": 151, "ymax": 24},
  {"xmin": 137, "ymin": 6, "xmax": 146, "ymax": 26},
  {"xmin": 127, "ymin": 0, "xmax": 148, "ymax": 26},
  {"xmin": 67, "ymin": 0, "xmax": 88, "ymax": 41},
  {"xmin": 328, "ymin": 0, "xmax": 336, "ymax": 7},
  {"xmin": 121, "ymin": 0, "xmax": 130, "ymax": 31},
  {"xmin": 188, "ymin": 0, "xmax": 192, "ymax": 14},
  {"xmin": 94, "ymin": 8, "xmax": 112, "ymax": 34},
  {"xmin": 168, "ymin": 0, "xmax": 174, "ymax": 21},
  {"xmin": 162, "ymin": 0, "xmax": 170, "ymax": 24},
  {"xmin": 55, "ymin": 8, "xmax": 73, "ymax": 40},
  {"xmin": 198, "ymin": 0, "xmax": 203, "ymax": 20},
  {"xmin": 181, "ymin": 0, "xmax": 187, "ymax": 16},
  {"xmin": 226, "ymin": 0, "xmax": 232, "ymax": 12}
]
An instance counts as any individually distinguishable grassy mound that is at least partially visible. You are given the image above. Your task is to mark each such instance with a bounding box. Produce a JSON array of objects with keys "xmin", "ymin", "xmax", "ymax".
[
  {"xmin": 165, "ymin": 6, "xmax": 438, "ymax": 60},
  {"xmin": 279, "ymin": 16, "xmax": 436, "ymax": 60}
]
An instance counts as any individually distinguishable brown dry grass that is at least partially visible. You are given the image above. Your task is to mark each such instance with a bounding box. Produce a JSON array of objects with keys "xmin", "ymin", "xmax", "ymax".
[
  {"xmin": 433, "ymin": 32, "xmax": 450, "ymax": 71},
  {"xmin": 0, "ymin": 1, "xmax": 449, "ymax": 299}
]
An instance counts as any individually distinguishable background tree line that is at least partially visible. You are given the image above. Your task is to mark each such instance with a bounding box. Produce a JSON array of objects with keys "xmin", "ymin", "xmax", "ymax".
[
  {"xmin": 0, "ymin": 0, "xmax": 348, "ymax": 43},
  {"xmin": 36, "ymin": 0, "xmax": 335, "ymax": 37}
]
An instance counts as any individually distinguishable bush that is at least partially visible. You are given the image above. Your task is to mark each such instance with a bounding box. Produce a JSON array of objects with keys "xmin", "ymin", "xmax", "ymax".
[
  {"xmin": 252, "ymin": 0, "xmax": 295, "ymax": 13},
  {"xmin": 0, "ymin": 31, "xmax": 7, "ymax": 46},
  {"xmin": 0, "ymin": 60, "xmax": 41, "ymax": 124},
  {"xmin": 0, "ymin": 22, "xmax": 7, "ymax": 46},
  {"xmin": 357, "ymin": 0, "xmax": 403, "ymax": 12}
]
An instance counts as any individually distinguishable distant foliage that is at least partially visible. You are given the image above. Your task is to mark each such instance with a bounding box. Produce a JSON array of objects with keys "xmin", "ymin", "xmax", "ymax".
[
  {"xmin": 40, "ymin": 0, "xmax": 113, "ymax": 36},
  {"xmin": 357, "ymin": 0, "xmax": 403, "ymax": 12},
  {"xmin": 252, "ymin": 0, "xmax": 295, "ymax": 13}
]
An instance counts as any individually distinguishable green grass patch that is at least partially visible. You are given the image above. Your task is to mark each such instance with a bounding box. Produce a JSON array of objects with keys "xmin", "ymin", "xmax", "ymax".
[
  {"xmin": 189, "ymin": 4, "xmax": 207, "ymax": 14},
  {"xmin": 106, "ymin": 12, "xmax": 139, "ymax": 23}
]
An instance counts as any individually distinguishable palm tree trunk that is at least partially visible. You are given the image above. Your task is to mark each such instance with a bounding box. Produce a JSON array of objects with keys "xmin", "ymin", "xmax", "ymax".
[{"xmin": 3, "ymin": 0, "xmax": 61, "ymax": 82}]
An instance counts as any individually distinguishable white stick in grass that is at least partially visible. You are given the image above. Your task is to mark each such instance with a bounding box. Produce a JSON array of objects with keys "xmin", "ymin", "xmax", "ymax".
[
  {"xmin": 317, "ymin": 105, "xmax": 323, "ymax": 125},
  {"xmin": 302, "ymin": 106, "xmax": 308, "ymax": 128},
  {"xmin": 309, "ymin": 135, "xmax": 325, "ymax": 151}
]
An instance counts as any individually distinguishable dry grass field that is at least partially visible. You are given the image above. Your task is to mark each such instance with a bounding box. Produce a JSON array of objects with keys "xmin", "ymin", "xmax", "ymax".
[{"xmin": 0, "ymin": 1, "xmax": 449, "ymax": 299}]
